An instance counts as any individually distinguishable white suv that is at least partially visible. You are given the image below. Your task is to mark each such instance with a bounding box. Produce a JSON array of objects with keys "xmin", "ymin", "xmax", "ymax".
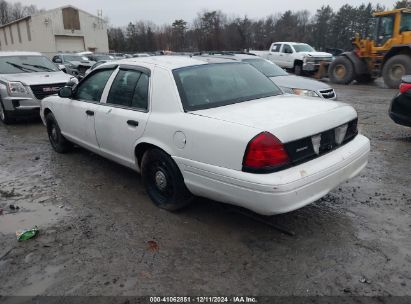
[{"xmin": 0, "ymin": 52, "xmax": 74, "ymax": 124}]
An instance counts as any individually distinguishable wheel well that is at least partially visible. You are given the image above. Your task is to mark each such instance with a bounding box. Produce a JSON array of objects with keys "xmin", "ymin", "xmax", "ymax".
[
  {"xmin": 134, "ymin": 142, "xmax": 161, "ymax": 168},
  {"xmin": 294, "ymin": 59, "xmax": 303, "ymax": 67},
  {"xmin": 43, "ymin": 108, "xmax": 52, "ymax": 118},
  {"xmin": 383, "ymin": 47, "xmax": 411, "ymax": 64}
]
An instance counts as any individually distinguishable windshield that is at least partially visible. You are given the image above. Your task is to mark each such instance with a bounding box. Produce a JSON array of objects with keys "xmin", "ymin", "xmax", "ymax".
[
  {"xmin": 0, "ymin": 55, "xmax": 59, "ymax": 74},
  {"xmin": 173, "ymin": 63, "xmax": 282, "ymax": 111},
  {"xmin": 64, "ymin": 55, "xmax": 86, "ymax": 62},
  {"xmin": 293, "ymin": 44, "xmax": 315, "ymax": 53},
  {"xmin": 242, "ymin": 58, "xmax": 288, "ymax": 77}
]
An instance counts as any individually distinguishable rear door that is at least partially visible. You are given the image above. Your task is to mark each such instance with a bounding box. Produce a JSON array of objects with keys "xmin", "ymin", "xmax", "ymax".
[
  {"xmin": 268, "ymin": 43, "xmax": 282, "ymax": 66},
  {"xmin": 94, "ymin": 65, "xmax": 151, "ymax": 168}
]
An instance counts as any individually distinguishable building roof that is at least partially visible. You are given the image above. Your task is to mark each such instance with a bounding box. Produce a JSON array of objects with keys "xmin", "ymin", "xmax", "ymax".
[
  {"xmin": 0, "ymin": 15, "xmax": 30, "ymax": 29},
  {"xmin": 0, "ymin": 51, "xmax": 43, "ymax": 57},
  {"xmin": 0, "ymin": 5, "xmax": 105, "ymax": 29}
]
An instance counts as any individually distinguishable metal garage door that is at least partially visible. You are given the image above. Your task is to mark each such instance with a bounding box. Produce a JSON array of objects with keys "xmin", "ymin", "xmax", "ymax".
[{"xmin": 55, "ymin": 35, "xmax": 85, "ymax": 52}]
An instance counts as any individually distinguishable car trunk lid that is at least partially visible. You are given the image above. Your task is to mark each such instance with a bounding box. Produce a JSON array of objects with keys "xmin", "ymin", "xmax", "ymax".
[{"xmin": 190, "ymin": 95, "xmax": 357, "ymax": 143}]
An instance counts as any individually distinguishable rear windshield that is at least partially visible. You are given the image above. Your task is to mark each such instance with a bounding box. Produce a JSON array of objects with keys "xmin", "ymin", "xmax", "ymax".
[
  {"xmin": 242, "ymin": 58, "xmax": 288, "ymax": 77},
  {"xmin": 293, "ymin": 44, "xmax": 315, "ymax": 53},
  {"xmin": 64, "ymin": 55, "xmax": 87, "ymax": 61},
  {"xmin": 0, "ymin": 55, "xmax": 59, "ymax": 74},
  {"xmin": 173, "ymin": 63, "xmax": 282, "ymax": 111}
]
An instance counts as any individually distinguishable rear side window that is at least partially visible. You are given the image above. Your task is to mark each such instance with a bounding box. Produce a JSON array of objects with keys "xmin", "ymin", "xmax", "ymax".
[
  {"xmin": 107, "ymin": 69, "xmax": 149, "ymax": 110},
  {"xmin": 271, "ymin": 44, "xmax": 281, "ymax": 52},
  {"xmin": 74, "ymin": 69, "xmax": 114, "ymax": 102}
]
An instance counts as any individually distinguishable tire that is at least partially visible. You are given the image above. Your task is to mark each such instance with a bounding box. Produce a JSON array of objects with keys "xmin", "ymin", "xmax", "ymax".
[
  {"xmin": 294, "ymin": 63, "xmax": 303, "ymax": 76},
  {"xmin": 45, "ymin": 112, "xmax": 72, "ymax": 153},
  {"xmin": 141, "ymin": 148, "xmax": 193, "ymax": 211},
  {"xmin": 355, "ymin": 74, "xmax": 375, "ymax": 84},
  {"xmin": 329, "ymin": 56, "xmax": 355, "ymax": 84},
  {"xmin": 0, "ymin": 100, "xmax": 13, "ymax": 125},
  {"xmin": 382, "ymin": 55, "xmax": 411, "ymax": 89}
]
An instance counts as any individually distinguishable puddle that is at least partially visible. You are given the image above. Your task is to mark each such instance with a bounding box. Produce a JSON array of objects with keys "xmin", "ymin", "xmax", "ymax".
[{"xmin": 0, "ymin": 200, "xmax": 68, "ymax": 234}]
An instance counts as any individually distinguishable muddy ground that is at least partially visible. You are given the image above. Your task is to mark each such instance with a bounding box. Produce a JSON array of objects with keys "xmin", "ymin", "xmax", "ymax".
[{"xmin": 0, "ymin": 82, "xmax": 410, "ymax": 300}]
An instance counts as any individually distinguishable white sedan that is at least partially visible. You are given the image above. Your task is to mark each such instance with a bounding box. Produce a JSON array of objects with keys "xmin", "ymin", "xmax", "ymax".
[{"xmin": 40, "ymin": 56, "xmax": 370, "ymax": 215}]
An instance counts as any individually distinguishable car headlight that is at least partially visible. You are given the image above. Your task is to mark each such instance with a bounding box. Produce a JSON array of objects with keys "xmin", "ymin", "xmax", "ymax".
[
  {"xmin": 292, "ymin": 88, "xmax": 320, "ymax": 97},
  {"xmin": 7, "ymin": 82, "xmax": 28, "ymax": 96},
  {"xmin": 280, "ymin": 87, "xmax": 294, "ymax": 94}
]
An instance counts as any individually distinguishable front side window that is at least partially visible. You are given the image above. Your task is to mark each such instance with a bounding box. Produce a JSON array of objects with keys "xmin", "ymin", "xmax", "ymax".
[
  {"xmin": 106, "ymin": 69, "xmax": 149, "ymax": 110},
  {"xmin": 400, "ymin": 13, "xmax": 411, "ymax": 32},
  {"xmin": 282, "ymin": 44, "xmax": 293, "ymax": 54},
  {"xmin": 375, "ymin": 15, "xmax": 394, "ymax": 46},
  {"xmin": 173, "ymin": 63, "xmax": 282, "ymax": 111},
  {"xmin": 0, "ymin": 55, "xmax": 59, "ymax": 74},
  {"xmin": 74, "ymin": 69, "xmax": 114, "ymax": 102}
]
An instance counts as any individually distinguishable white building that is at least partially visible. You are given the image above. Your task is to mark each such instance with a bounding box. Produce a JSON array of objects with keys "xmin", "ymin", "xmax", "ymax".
[{"xmin": 0, "ymin": 5, "xmax": 109, "ymax": 57}]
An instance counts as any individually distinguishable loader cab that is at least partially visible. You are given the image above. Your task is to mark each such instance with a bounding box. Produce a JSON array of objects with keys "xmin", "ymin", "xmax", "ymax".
[{"xmin": 373, "ymin": 14, "xmax": 394, "ymax": 46}]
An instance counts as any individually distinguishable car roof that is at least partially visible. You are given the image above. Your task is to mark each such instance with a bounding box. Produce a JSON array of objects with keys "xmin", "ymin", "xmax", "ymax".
[
  {"xmin": 102, "ymin": 55, "xmax": 208, "ymax": 70},
  {"xmin": 0, "ymin": 51, "xmax": 43, "ymax": 57},
  {"xmin": 194, "ymin": 53, "xmax": 264, "ymax": 62},
  {"xmin": 273, "ymin": 42, "xmax": 309, "ymax": 45}
]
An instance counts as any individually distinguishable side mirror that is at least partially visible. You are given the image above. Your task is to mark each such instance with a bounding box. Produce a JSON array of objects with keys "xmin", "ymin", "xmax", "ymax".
[
  {"xmin": 54, "ymin": 58, "xmax": 62, "ymax": 63},
  {"xmin": 58, "ymin": 86, "xmax": 73, "ymax": 98}
]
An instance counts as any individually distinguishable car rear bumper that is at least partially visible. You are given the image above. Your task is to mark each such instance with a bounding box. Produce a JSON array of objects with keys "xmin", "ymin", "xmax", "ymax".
[
  {"xmin": 175, "ymin": 134, "xmax": 370, "ymax": 215},
  {"xmin": 389, "ymin": 111, "xmax": 411, "ymax": 127},
  {"xmin": 389, "ymin": 94, "xmax": 411, "ymax": 127}
]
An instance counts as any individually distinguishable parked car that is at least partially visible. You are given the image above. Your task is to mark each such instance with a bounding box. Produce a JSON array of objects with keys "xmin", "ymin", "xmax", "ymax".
[
  {"xmin": 389, "ymin": 75, "xmax": 411, "ymax": 127},
  {"xmin": 196, "ymin": 54, "xmax": 336, "ymax": 99},
  {"xmin": 110, "ymin": 53, "xmax": 127, "ymax": 60},
  {"xmin": 251, "ymin": 42, "xmax": 333, "ymax": 75},
  {"xmin": 41, "ymin": 56, "xmax": 369, "ymax": 215},
  {"xmin": 85, "ymin": 53, "xmax": 114, "ymax": 62},
  {"xmin": 84, "ymin": 60, "xmax": 110, "ymax": 77},
  {"xmin": 132, "ymin": 53, "xmax": 151, "ymax": 58},
  {"xmin": 52, "ymin": 53, "xmax": 93, "ymax": 78},
  {"xmin": 0, "ymin": 52, "xmax": 74, "ymax": 124}
]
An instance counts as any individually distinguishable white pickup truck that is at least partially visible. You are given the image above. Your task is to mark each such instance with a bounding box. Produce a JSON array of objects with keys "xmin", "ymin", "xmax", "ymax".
[{"xmin": 251, "ymin": 42, "xmax": 333, "ymax": 75}]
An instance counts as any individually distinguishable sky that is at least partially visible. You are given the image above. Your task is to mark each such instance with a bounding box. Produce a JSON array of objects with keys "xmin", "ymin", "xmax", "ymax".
[{"xmin": 12, "ymin": 0, "xmax": 397, "ymax": 26}]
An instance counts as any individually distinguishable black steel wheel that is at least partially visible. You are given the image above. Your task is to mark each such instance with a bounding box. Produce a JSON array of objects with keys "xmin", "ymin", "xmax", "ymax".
[
  {"xmin": 46, "ymin": 112, "xmax": 72, "ymax": 153},
  {"xmin": 141, "ymin": 148, "xmax": 193, "ymax": 211}
]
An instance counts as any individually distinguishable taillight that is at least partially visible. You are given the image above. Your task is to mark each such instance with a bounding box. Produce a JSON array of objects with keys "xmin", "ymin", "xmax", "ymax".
[
  {"xmin": 399, "ymin": 82, "xmax": 411, "ymax": 94},
  {"xmin": 242, "ymin": 132, "xmax": 290, "ymax": 173}
]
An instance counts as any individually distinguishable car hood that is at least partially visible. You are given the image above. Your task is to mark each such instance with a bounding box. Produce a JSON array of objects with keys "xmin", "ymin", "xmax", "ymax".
[
  {"xmin": 190, "ymin": 95, "xmax": 356, "ymax": 142},
  {"xmin": 299, "ymin": 51, "xmax": 332, "ymax": 58},
  {"xmin": 67, "ymin": 60, "xmax": 93, "ymax": 67},
  {"xmin": 270, "ymin": 75, "xmax": 331, "ymax": 91},
  {"xmin": 1, "ymin": 72, "xmax": 73, "ymax": 86}
]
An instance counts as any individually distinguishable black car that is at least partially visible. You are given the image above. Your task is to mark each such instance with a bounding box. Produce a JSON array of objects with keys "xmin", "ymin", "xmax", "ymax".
[{"xmin": 389, "ymin": 76, "xmax": 411, "ymax": 127}]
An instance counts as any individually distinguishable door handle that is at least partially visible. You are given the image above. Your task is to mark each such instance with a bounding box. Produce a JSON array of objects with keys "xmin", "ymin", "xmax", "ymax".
[
  {"xmin": 86, "ymin": 110, "xmax": 94, "ymax": 116},
  {"xmin": 127, "ymin": 120, "xmax": 139, "ymax": 127}
]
